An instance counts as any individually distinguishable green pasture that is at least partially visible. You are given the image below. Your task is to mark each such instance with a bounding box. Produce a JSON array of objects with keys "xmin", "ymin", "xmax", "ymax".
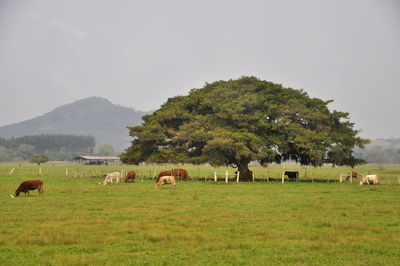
[
  {"xmin": 0, "ymin": 163, "xmax": 399, "ymax": 265},
  {"xmin": 1, "ymin": 162, "xmax": 400, "ymax": 184}
]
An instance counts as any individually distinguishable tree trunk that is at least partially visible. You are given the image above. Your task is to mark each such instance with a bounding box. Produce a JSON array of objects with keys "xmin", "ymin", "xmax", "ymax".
[{"xmin": 238, "ymin": 163, "xmax": 252, "ymax": 181}]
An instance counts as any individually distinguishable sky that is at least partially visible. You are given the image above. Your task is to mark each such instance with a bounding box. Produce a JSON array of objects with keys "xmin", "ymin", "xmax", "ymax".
[{"xmin": 0, "ymin": 0, "xmax": 399, "ymax": 139}]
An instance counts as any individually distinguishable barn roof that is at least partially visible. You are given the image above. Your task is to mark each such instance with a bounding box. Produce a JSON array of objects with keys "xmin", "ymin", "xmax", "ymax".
[{"xmin": 73, "ymin": 155, "xmax": 120, "ymax": 160}]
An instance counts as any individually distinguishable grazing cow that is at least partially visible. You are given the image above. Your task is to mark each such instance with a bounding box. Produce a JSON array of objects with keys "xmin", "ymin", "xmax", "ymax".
[
  {"xmin": 103, "ymin": 172, "xmax": 120, "ymax": 185},
  {"xmin": 156, "ymin": 175, "xmax": 176, "ymax": 188},
  {"xmin": 124, "ymin": 171, "xmax": 136, "ymax": 182},
  {"xmin": 359, "ymin": 175, "xmax": 378, "ymax": 185},
  {"xmin": 157, "ymin": 170, "xmax": 171, "ymax": 182},
  {"xmin": 157, "ymin": 169, "xmax": 190, "ymax": 182},
  {"xmin": 346, "ymin": 171, "xmax": 358, "ymax": 180},
  {"xmin": 15, "ymin": 180, "xmax": 44, "ymax": 197},
  {"xmin": 284, "ymin": 171, "xmax": 299, "ymax": 181},
  {"xmin": 172, "ymin": 168, "xmax": 190, "ymax": 181}
]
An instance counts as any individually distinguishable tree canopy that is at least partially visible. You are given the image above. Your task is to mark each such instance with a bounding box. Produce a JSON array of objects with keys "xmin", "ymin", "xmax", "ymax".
[
  {"xmin": 121, "ymin": 76, "xmax": 368, "ymax": 180},
  {"xmin": 30, "ymin": 153, "xmax": 49, "ymax": 165}
]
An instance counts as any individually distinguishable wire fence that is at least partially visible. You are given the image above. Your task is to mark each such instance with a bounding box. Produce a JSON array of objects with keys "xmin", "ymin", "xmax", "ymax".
[{"xmin": 1, "ymin": 163, "xmax": 399, "ymax": 185}]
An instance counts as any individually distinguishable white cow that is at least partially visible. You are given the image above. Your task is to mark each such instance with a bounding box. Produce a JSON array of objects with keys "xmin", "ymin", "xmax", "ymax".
[
  {"xmin": 156, "ymin": 175, "xmax": 176, "ymax": 189},
  {"xmin": 103, "ymin": 172, "xmax": 121, "ymax": 185},
  {"xmin": 359, "ymin": 175, "xmax": 378, "ymax": 185}
]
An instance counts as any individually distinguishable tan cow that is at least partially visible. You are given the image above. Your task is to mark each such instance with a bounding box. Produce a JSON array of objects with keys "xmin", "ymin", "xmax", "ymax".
[
  {"xmin": 157, "ymin": 168, "xmax": 190, "ymax": 182},
  {"xmin": 155, "ymin": 175, "xmax": 176, "ymax": 189},
  {"xmin": 359, "ymin": 175, "xmax": 378, "ymax": 185},
  {"xmin": 103, "ymin": 172, "xmax": 120, "ymax": 185}
]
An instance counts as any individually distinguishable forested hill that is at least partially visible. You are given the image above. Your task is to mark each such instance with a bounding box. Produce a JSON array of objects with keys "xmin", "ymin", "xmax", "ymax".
[
  {"xmin": 0, "ymin": 97, "xmax": 149, "ymax": 152},
  {"xmin": 0, "ymin": 134, "xmax": 95, "ymax": 161}
]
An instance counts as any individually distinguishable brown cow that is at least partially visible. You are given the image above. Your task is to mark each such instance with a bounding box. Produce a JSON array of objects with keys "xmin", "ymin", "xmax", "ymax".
[
  {"xmin": 124, "ymin": 171, "xmax": 136, "ymax": 182},
  {"xmin": 346, "ymin": 171, "xmax": 358, "ymax": 180},
  {"xmin": 157, "ymin": 169, "xmax": 190, "ymax": 182},
  {"xmin": 156, "ymin": 176, "xmax": 176, "ymax": 188},
  {"xmin": 15, "ymin": 180, "xmax": 44, "ymax": 197},
  {"xmin": 172, "ymin": 168, "xmax": 190, "ymax": 181}
]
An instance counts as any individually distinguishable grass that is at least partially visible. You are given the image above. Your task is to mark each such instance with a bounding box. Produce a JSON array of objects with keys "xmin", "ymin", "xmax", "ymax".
[
  {"xmin": 1, "ymin": 162, "xmax": 400, "ymax": 184},
  {"xmin": 0, "ymin": 163, "xmax": 399, "ymax": 265}
]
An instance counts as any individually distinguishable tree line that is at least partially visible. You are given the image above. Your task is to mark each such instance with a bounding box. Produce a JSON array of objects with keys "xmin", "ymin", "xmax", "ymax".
[
  {"xmin": 354, "ymin": 138, "xmax": 400, "ymax": 164},
  {"xmin": 0, "ymin": 134, "xmax": 95, "ymax": 161}
]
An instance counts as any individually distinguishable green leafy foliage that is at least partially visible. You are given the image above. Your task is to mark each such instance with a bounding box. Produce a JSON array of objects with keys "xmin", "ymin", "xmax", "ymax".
[{"xmin": 121, "ymin": 76, "xmax": 368, "ymax": 180}]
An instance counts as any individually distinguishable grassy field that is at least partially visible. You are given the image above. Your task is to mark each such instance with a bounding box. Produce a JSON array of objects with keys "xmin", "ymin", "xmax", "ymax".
[{"xmin": 0, "ymin": 163, "xmax": 399, "ymax": 265}]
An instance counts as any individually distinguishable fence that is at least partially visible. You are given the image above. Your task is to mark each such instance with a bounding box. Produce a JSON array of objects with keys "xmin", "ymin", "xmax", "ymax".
[
  {"xmin": 1, "ymin": 164, "xmax": 399, "ymax": 185},
  {"xmin": 213, "ymin": 170, "xmax": 239, "ymax": 183}
]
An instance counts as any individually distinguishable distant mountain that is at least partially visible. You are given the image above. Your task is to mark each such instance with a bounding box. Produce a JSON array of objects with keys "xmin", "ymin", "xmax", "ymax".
[{"xmin": 0, "ymin": 97, "xmax": 149, "ymax": 153}]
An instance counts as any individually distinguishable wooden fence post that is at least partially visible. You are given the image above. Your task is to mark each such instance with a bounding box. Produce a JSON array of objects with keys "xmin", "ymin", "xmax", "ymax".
[
  {"xmin": 65, "ymin": 168, "xmax": 69, "ymax": 176},
  {"xmin": 236, "ymin": 171, "xmax": 240, "ymax": 183},
  {"xmin": 225, "ymin": 170, "xmax": 228, "ymax": 183},
  {"xmin": 281, "ymin": 172, "xmax": 285, "ymax": 183},
  {"xmin": 39, "ymin": 167, "xmax": 42, "ymax": 176},
  {"xmin": 252, "ymin": 171, "xmax": 254, "ymax": 182},
  {"xmin": 312, "ymin": 167, "xmax": 315, "ymax": 183},
  {"xmin": 214, "ymin": 172, "xmax": 217, "ymax": 182},
  {"xmin": 349, "ymin": 171, "xmax": 352, "ymax": 184},
  {"xmin": 339, "ymin": 174, "xmax": 343, "ymax": 183}
]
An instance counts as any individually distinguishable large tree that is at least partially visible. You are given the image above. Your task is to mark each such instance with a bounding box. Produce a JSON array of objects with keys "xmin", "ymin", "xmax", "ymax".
[{"xmin": 121, "ymin": 76, "xmax": 368, "ymax": 181}]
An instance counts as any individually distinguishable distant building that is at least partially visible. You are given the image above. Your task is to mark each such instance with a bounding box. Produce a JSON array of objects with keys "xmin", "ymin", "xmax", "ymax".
[{"xmin": 73, "ymin": 155, "xmax": 121, "ymax": 165}]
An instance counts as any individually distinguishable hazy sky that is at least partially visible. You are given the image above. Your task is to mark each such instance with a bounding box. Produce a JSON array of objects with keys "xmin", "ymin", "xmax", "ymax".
[{"xmin": 0, "ymin": 0, "xmax": 399, "ymax": 139}]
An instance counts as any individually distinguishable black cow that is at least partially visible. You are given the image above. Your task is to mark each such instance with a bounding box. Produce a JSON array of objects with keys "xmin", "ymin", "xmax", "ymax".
[{"xmin": 284, "ymin": 171, "xmax": 299, "ymax": 182}]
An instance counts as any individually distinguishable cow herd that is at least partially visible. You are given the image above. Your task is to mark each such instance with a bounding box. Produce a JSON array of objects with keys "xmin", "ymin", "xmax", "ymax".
[
  {"xmin": 102, "ymin": 168, "xmax": 189, "ymax": 188},
  {"xmin": 10, "ymin": 168, "xmax": 189, "ymax": 197},
  {"xmin": 10, "ymin": 168, "xmax": 380, "ymax": 197}
]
